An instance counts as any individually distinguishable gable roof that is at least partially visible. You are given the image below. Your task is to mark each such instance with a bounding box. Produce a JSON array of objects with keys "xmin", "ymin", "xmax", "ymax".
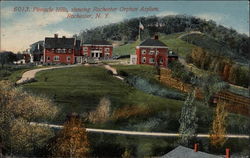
[
  {"xmin": 30, "ymin": 41, "xmax": 44, "ymax": 54},
  {"xmin": 161, "ymin": 146, "xmax": 222, "ymax": 158},
  {"xmin": 139, "ymin": 39, "xmax": 167, "ymax": 47},
  {"xmin": 45, "ymin": 37, "xmax": 78, "ymax": 49},
  {"xmin": 82, "ymin": 40, "xmax": 112, "ymax": 46}
]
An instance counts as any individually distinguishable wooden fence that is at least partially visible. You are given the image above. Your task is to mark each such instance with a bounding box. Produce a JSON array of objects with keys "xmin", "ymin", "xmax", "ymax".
[{"xmin": 159, "ymin": 68, "xmax": 250, "ymax": 116}]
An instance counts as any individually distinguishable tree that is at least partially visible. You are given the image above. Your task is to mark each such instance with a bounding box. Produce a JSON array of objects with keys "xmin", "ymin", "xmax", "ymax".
[
  {"xmin": 0, "ymin": 51, "xmax": 17, "ymax": 68},
  {"xmin": 210, "ymin": 101, "xmax": 228, "ymax": 147},
  {"xmin": 50, "ymin": 114, "xmax": 89, "ymax": 158},
  {"xmin": 0, "ymin": 81, "xmax": 58, "ymax": 156},
  {"xmin": 178, "ymin": 90, "xmax": 198, "ymax": 147}
]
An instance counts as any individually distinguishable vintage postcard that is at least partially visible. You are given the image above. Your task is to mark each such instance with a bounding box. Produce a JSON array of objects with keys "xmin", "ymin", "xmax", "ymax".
[{"xmin": 0, "ymin": 0, "xmax": 249, "ymax": 157}]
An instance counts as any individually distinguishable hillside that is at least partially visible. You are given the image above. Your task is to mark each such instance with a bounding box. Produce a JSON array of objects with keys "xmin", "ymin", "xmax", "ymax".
[
  {"xmin": 180, "ymin": 33, "xmax": 249, "ymax": 64},
  {"xmin": 113, "ymin": 32, "xmax": 199, "ymax": 57},
  {"xmin": 79, "ymin": 15, "xmax": 249, "ymax": 62}
]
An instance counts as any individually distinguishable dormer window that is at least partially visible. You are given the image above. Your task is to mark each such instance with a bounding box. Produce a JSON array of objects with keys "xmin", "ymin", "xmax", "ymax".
[{"xmin": 62, "ymin": 49, "xmax": 66, "ymax": 53}]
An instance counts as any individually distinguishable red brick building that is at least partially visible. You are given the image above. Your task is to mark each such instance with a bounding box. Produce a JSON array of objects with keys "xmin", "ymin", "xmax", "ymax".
[
  {"xmin": 81, "ymin": 40, "xmax": 113, "ymax": 59},
  {"xmin": 44, "ymin": 34, "xmax": 81, "ymax": 64},
  {"xmin": 136, "ymin": 35, "xmax": 178, "ymax": 67}
]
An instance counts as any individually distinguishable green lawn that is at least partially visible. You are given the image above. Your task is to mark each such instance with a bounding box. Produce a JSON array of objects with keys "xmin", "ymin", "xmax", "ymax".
[
  {"xmin": 159, "ymin": 33, "xmax": 199, "ymax": 57},
  {"xmin": 23, "ymin": 66, "xmax": 183, "ymax": 124},
  {"xmin": 113, "ymin": 40, "xmax": 140, "ymax": 56}
]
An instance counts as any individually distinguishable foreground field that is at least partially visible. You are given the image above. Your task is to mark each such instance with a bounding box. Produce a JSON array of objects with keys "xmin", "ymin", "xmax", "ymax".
[
  {"xmin": 22, "ymin": 65, "xmax": 249, "ymax": 134},
  {"xmin": 23, "ymin": 65, "xmax": 183, "ymax": 125}
]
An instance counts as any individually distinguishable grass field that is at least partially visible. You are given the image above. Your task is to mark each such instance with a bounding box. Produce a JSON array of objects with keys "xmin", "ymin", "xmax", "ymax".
[{"xmin": 23, "ymin": 65, "xmax": 183, "ymax": 125}]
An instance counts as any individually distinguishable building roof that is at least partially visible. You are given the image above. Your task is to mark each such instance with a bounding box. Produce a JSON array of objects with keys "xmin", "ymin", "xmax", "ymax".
[
  {"xmin": 45, "ymin": 37, "xmax": 79, "ymax": 49},
  {"xmin": 82, "ymin": 40, "xmax": 112, "ymax": 46},
  {"xmin": 139, "ymin": 38, "xmax": 167, "ymax": 47},
  {"xmin": 161, "ymin": 146, "xmax": 222, "ymax": 158},
  {"xmin": 30, "ymin": 41, "xmax": 44, "ymax": 54}
]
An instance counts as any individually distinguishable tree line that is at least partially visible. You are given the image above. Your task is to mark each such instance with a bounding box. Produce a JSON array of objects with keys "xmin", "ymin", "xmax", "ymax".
[{"xmin": 0, "ymin": 51, "xmax": 25, "ymax": 68}]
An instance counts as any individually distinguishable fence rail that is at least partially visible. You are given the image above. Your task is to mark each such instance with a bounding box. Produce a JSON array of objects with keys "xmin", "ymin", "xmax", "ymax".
[{"xmin": 159, "ymin": 68, "xmax": 250, "ymax": 116}]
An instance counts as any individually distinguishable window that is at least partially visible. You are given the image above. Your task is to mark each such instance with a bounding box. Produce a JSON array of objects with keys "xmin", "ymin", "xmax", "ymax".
[
  {"xmin": 141, "ymin": 57, "xmax": 146, "ymax": 63},
  {"xmin": 156, "ymin": 50, "xmax": 159, "ymax": 54},
  {"xmin": 68, "ymin": 49, "xmax": 72, "ymax": 53},
  {"xmin": 54, "ymin": 56, "xmax": 60, "ymax": 61},
  {"xmin": 83, "ymin": 47, "xmax": 88, "ymax": 51},
  {"xmin": 56, "ymin": 49, "xmax": 61, "ymax": 53},
  {"xmin": 141, "ymin": 49, "xmax": 146, "ymax": 55},
  {"xmin": 149, "ymin": 58, "xmax": 155, "ymax": 63},
  {"xmin": 67, "ymin": 56, "xmax": 71, "ymax": 62},
  {"xmin": 149, "ymin": 50, "xmax": 155, "ymax": 55},
  {"xmin": 105, "ymin": 48, "xmax": 109, "ymax": 52},
  {"xmin": 47, "ymin": 56, "xmax": 50, "ymax": 61},
  {"xmin": 62, "ymin": 49, "xmax": 66, "ymax": 53},
  {"xmin": 105, "ymin": 53, "xmax": 110, "ymax": 57},
  {"xmin": 51, "ymin": 49, "xmax": 55, "ymax": 52},
  {"xmin": 160, "ymin": 58, "xmax": 164, "ymax": 64}
]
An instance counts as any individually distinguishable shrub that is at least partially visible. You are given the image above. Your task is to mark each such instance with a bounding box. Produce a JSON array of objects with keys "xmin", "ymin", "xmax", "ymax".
[{"xmin": 87, "ymin": 97, "xmax": 111, "ymax": 124}]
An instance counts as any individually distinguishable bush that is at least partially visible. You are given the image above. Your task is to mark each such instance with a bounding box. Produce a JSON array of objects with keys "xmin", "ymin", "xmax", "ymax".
[
  {"xmin": 0, "ymin": 81, "xmax": 58, "ymax": 156},
  {"xmin": 87, "ymin": 97, "xmax": 111, "ymax": 124},
  {"xmin": 126, "ymin": 75, "xmax": 185, "ymax": 100}
]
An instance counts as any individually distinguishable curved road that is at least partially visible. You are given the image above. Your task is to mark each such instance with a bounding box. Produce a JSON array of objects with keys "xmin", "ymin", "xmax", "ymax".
[
  {"xmin": 30, "ymin": 122, "xmax": 249, "ymax": 139},
  {"xmin": 16, "ymin": 64, "xmax": 123, "ymax": 84},
  {"xmin": 16, "ymin": 64, "xmax": 81, "ymax": 84}
]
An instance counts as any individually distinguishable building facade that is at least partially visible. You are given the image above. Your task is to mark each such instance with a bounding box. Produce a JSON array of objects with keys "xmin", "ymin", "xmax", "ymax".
[
  {"xmin": 44, "ymin": 34, "xmax": 81, "ymax": 64},
  {"xmin": 81, "ymin": 40, "xmax": 113, "ymax": 58},
  {"xmin": 136, "ymin": 35, "xmax": 178, "ymax": 67},
  {"xmin": 30, "ymin": 41, "xmax": 44, "ymax": 63}
]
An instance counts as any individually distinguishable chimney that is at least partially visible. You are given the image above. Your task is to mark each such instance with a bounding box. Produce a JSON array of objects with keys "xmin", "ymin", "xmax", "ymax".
[
  {"xmin": 154, "ymin": 35, "xmax": 159, "ymax": 40},
  {"xmin": 226, "ymin": 148, "xmax": 230, "ymax": 158},
  {"xmin": 54, "ymin": 34, "xmax": 58, "ymax": 38},
  {"xmin": 194, "ymin": 143, "xmax": 198, "ymax": 152}
]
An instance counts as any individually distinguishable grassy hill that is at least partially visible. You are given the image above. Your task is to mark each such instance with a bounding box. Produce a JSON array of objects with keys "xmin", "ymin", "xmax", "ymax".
[
  {"xmin": 23, "ymin": 66, "xmax": 183, "ymax": 125},
  {"xmin": 113, "ymin": 32, "xmax": 199, "ymax": 57}
]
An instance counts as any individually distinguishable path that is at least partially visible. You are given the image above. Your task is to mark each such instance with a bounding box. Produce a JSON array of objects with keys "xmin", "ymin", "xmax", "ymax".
[
  {"xmin": 30, "ymin": 122, "xmax": 249, "ymax": 139},
  {"xmin": 103, "ymin": 64, "xmax": 124, "ymax": 80},
  {"xmin": 178, "ymin": 31, "xmax": 203, "ymax": 39},
  {"xmin": 16, "ymin": 64, "xmax": 80, "ymax": 84}
]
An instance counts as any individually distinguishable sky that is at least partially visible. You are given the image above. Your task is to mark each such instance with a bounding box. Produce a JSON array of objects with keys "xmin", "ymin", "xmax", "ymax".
[{"xmin": 0, "ymin": 1, "xmax": 249, "ymax": 52}]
